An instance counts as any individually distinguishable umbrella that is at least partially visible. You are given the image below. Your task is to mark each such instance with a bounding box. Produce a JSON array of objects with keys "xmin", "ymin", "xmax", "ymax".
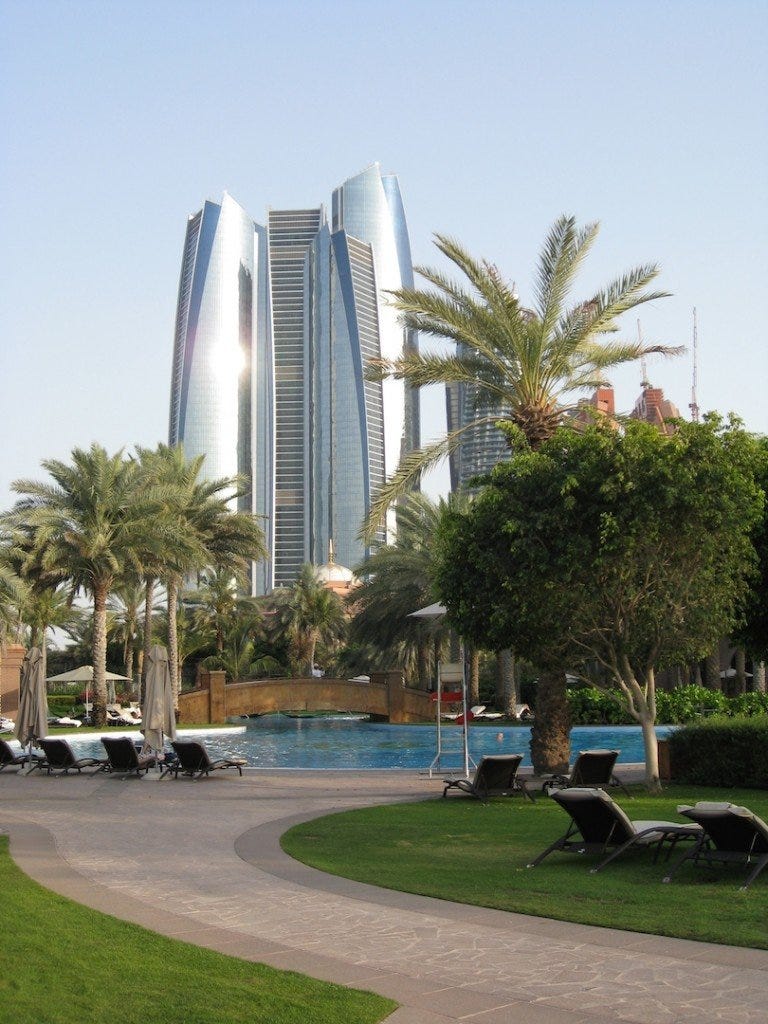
[
  {"xmin": 47, "ymin": 665, "xmax": 131, "ymax": 719},
  {"xmin": 408, "ymin": 602, "xmax": 447, "ymax": 619},
  {"xmin": 16, "ymin": 647, "xmax": 48, "ymax": 771},
  {"xmin": 141, "ymin": 645, "xmax": 176, "ymax": 757}
]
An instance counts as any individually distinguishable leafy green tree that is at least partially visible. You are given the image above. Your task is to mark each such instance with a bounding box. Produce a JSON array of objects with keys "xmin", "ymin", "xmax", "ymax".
[
  {"xmin": 434, "ymin": 418, "xmax": 762, "ymax": 789},
  {"xmin": 4, "ymin": 445, "xmax": 159, "ymax": 725},
  {"xmin": 734, "ymin": 435, "xmax": 768, "ymax": 684},
  {"xmin": 349, "ymin": 493, "xmax": 451, "ymax": 688},
  {"xmin": 371, "ymin": 216, "xmax": 679, "ymax": 769},
  {"xmin": 276, "ymin": 565, "xmax": 347, "ymax": 676}
]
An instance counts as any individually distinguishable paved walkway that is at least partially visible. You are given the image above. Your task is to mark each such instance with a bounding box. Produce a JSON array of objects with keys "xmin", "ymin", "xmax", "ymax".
[{"xmin": 2, "ymin": 767, "xmax": 767, "ymax": 1024}]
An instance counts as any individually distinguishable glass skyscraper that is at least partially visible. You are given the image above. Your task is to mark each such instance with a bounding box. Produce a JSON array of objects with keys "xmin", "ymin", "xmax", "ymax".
[{"xmin": 169, "ymin": 165, "xmax": 419, "ymax": 592}]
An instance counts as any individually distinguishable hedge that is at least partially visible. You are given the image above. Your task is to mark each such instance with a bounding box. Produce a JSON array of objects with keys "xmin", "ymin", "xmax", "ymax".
[
  {"xmin": 566, "ymin": 685, "xmax": 768, "ymax": 725},
  {"xmin": 667, "ymin": 717, "xmax": 768, "ymax": 790}
]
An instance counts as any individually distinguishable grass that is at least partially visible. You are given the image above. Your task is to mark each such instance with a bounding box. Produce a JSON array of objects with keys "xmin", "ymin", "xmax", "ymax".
[
  {"xmin": 0, "ymin": 837, "xmax": 396, "ymax": 1024},
  {"xmin": 282, "ymin": 785, "xmax": 768, "ymax": 949}
]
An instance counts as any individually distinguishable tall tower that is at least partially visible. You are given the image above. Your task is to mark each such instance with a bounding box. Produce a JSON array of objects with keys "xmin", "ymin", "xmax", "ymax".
[
  {"xmin": 168, "ymin": 193, "xmax": 273, "ymax": 594},
  {"xmin": 267, "ymin": 207, "xmax": 324, "ymax": 588},
  {"xmin": 332, "ymin": 164, "xmax": 420, "ymax": 533},
  {"xmin": 170, "ymin": 167, "xmax": 418, "ymax": 592}
]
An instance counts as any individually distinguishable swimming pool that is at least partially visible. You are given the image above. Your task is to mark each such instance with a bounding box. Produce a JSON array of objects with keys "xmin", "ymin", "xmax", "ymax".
[{"xmin": 62, "ymin": 718, "xmax": 672, "ymax": 770}]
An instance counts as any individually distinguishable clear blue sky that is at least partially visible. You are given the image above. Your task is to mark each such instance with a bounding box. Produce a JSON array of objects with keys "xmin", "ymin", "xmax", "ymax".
[{"xmin": 1, "ymin": 0, "xmax": 766, "ymax": 510}]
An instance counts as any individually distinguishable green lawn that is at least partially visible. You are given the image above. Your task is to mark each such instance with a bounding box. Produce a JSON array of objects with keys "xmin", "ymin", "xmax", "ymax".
[
  {"xmin": 282, "ymin": 785, "xmax": 768, "ymax": 949},
  {"xmin": 0, "ymin": 837, "xmax": 396, "ymax": 1024}
]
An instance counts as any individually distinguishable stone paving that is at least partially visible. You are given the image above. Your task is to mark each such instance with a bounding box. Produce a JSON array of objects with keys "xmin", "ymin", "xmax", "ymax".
[{"xmin": 1, "ymin": 766, "xmax": 767, "ymax": 1024}]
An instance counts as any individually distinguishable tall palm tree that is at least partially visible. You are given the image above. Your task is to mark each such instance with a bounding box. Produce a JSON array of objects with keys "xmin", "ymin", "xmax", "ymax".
[
  {"xmin": 134, "ymin": 443, "xmax": 267, "ymax": 707},
  {"xmin": 0, "ymin": 560, "xmax": 26, "ymax": 720},
  {"xmin": 4, "ymin": 445, "xmax": 157, "ymax": 725},
  {"xmin": 369, "ymin": 216, "xmax": 679, "ymax": 772},
  {"xmin": 277, "ymin": 565, "xmax": 347, "ymax": 676},
  {"xmin": 109, "ymin": 575, "xmax": 148, "ymax": 696},
  {"xmin": 350, "ymin": 493, "xmax": 451, "ymax": 688}
]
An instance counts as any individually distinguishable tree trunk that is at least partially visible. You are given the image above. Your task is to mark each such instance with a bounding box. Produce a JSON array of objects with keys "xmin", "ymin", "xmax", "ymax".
[
  {"xmin": 530, "ymin": 669, "xmax": 571, "ymax": 774},
  {"xmin": 167, "ymin": 577, "xmax": 180, "ymax": 710},
  {"xmin": 495, "ymin": 649, "xmax": 518, "ymax": 716},
  {"xmin": 640, "ymin": 711, "xmax": 661, "ymax": 793},
  {"xmin": 734, "ymin": 649, "xmax": 747, "ymax": 696},
  {"xmin": 417, "ymin": 638, "xmax": 431, "ymax": 690},
  {"xmin": 753, "ymin": 661, "xmax": 766, "ymax": 694},
  {"xmin": 468, "ymin": 645, "xmax": 480, "ymax": 705},
  {"xmin": 92, "ymin": 581, "xmax": 109, "ymax": 727},
  {"xmin": 703, "ymin": 653, "xmax": 720, "ymax": 690},
  {"xmin": 142, "ymin": 577, "xmax": 155, "ymax": 703}
]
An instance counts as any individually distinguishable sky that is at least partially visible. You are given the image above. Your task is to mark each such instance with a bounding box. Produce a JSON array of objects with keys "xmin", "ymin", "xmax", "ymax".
[{"xmin": 1, "ymin": 0, "xmax": 766, "ymax": 513}]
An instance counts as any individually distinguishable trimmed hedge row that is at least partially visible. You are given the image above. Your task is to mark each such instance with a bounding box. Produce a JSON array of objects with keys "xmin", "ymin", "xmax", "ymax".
[
  {"xmin": 667, "ymin": 717, "xmax": 768, "ymax": 790},
  {"xmin": 566, "ymin": 684, "xmax": 768, "ymax": 725}
]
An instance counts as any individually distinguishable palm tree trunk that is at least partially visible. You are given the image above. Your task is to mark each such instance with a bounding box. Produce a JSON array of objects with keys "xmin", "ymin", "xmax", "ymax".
[
  {"xmin": 142, "ymin": 577, "xmax": 154, "ymax": 702},
  {"xmin": 92, "ymin": 580, "xmax": 109, "ymax": 727},
  {"xmin": 468, "ymin": 645, "xmax": 480, "ymax": 705},
  {"xmin": 417, "ymin": 639, "xmax": 431, "ymax": 690},
  {"xmin": 753, "ymin": 662, "xmax": 766, "ymax": 694},
  {"xmin": 530, "ymin": 669, "xmax": 571, "ymax": 775},
  {"xmin": 495, "ymin": 649, "xmax": 518, "ymax": 716},
  {"xmin": 167, "ymin": 576, "xmax": 180, "ymax": 711},
  {"xmin": 734, "ymin": 649, "xmax": 747, "ymax": 695},
  {"xmin": 703, "ymin": 653, "xmax": 720, "ymax": 690}
]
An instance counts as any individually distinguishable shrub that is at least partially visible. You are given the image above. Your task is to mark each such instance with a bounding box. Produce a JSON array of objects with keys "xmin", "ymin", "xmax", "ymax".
[
  {"xmin": 655, "ymin": 685, "xmax": 728, "ymax": 724},
  {"xmin": 566, "ymin": 687, "xmax": 633, "ymax": 724},
  {"xmin": 47, "ymin": 694, "xmax": 77, "ymax": 717},
  {"xmin": 668, "ymin": 717, "xmax": 768, "ymax": 789}
]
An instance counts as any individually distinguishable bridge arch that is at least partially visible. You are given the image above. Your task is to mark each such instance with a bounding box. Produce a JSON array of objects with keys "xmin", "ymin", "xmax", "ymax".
[{"xmin": 178, "ymin": 669, "xmax": 434, "ymax": 724}]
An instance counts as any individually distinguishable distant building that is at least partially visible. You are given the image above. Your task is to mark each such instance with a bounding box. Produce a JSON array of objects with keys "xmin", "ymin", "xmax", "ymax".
[
  {"xmin": 169, "ymin": 165, "xmax": 419, "ymax": 593},
  {"xmin": 629, "ymin": 385, "xmax": 681, "ymax": 435}
]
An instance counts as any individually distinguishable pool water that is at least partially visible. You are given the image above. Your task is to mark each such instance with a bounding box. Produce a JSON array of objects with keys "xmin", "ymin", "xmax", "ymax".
[{"xmin": 63, "ymin": 718, "xmax": 672, "ymax": 770}]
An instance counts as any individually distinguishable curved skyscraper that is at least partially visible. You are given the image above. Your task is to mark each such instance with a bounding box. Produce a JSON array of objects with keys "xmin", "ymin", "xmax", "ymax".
[
  {"xmin": 168, "ymin": 193, "xmax": 273, "ymax": 594},
  {"xmin": 169, "ymin": 166, "xmax": 418, "ymax": 592}
]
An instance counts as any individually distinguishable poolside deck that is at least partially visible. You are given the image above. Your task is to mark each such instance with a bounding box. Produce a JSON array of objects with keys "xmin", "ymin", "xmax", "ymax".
[{"xmin": 2, "ymin": 766, "xmax": 766, "ymax": 1024}]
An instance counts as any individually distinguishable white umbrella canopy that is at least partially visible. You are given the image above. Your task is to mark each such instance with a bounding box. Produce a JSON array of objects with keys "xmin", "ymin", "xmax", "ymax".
[
  {"xmin": 141, "ymin": 645, "xmax": 176, "ymax": 755},
  {"xmin": 16, "ymin": 647, "xmax": 49, "ymax": 765},
  {"xmin": 46, "ymin": 666, "xmax": 131, "ymax": 683},
  {"xmin": 408, "ymin": 603, "xmax": 447, "ymax": 619}
]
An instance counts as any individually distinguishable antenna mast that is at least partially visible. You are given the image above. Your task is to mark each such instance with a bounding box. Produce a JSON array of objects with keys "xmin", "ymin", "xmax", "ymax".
[
  {"xmin": 638, "ymin": 320, "xmax": 650, "ymax": 387},
  {"xmin": 689, "ymin": 307, "xmax": 700, "ymax": 423}
]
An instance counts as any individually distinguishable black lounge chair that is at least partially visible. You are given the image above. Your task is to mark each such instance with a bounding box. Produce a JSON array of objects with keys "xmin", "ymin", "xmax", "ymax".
[
  {"xmin": 541, "ymin": 748, "xmax": 630, "ymax": 797},
  {"xmin": 443, "ymin": 753, "xmax": 535, "ymax": 803},
  {"xmin": 101, "ymin": 736, "xmax": 157, "ymax": 777},
  {"xmin": 0, "ymin": 737, "xmax": 44, "ymax": 772},
  {"xmin": 528, "ymin": 788, "xmax": 701, "ymax": 871},
  {"xmin": 38, "ymin": 738, "xmax": 106, "ymax": 775},
  {"xmin": 662, "ymin": 802, "xmax": 768, "ymax": 891},
  {"xmin": 164, "ymin": 740, "xmax": 247, "ymax": 780}
]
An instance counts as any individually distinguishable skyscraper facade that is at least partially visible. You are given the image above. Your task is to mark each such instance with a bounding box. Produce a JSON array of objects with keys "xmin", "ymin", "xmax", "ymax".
[{"xmin": 169, "ymin": 165, "xmax": 418, "ymax": 593}]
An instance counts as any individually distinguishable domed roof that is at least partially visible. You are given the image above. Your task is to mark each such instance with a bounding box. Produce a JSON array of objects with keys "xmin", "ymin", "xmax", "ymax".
[
  {"xmin": 314, "ymin": 540, "xmax": 357, "ymax": 590},
  {"xmin": 314, "ymin": 561, "xmax": 355, "ymax": 584}
]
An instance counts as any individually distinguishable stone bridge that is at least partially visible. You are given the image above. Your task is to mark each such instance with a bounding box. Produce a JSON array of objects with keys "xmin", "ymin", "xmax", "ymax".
[{"xmin": 178, "ymin": 669, "xmax": 435, "ymax": 725}]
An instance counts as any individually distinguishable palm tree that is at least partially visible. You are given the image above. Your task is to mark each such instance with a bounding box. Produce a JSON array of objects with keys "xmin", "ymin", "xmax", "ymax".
[
  {"xmin": 109, "ymin": 575, "xmax": 148, "ymax": 696},
  {"xmin": 349, "ymin": 493, "xmax": 451, "ymax": 688},
  {"xmin": 134, "ymin": 443, "xmax": 267, "ymax": 707},
  {"xmin": 0, "ymin": 560, "xmax": 26, "ymax": 720},
  {"xmin": 277, "ymin": 565, "xmax": 347, "ymax": 676},
  {"xmin": 4, "ymin": 445, "xmax": 156, "ymax": 725},
  {"xmin": 369, "ymin": 216, "xmax": 679, "ymax": 772}
]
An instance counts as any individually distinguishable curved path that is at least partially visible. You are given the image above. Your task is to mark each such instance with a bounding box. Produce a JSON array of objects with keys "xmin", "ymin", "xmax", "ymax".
[{"xmin": 2, "ymin": 767, "xmax": 767, "ymax": 1024}]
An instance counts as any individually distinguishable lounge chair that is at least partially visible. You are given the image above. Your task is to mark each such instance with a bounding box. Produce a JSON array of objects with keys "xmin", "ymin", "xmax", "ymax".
[
  {"xmin": 443, "ymin": 753, "xmax": 535, "ymax": 803},
  {"xmin": 0, "ymin": 738, "xmax": 44, "ymax": 772},
  {"xmin": 163, "ymin": 739, "xmax": 247, "ymax": 780},
  {"xmin": 662, "ymin": 802, "xmax": 768, "ymax": 890},
  {"xmin": 38, "ymin": 738, "xmax": 107, "ymax": 775},
  {"xmin": 101, "ymin": 736, "xmax": 157, "ymax": 777},
  {"xmin": 541, "ymin": 748, "xmax": 630, "ymax": 797},
  {"xmin": 528, "ymin": 788, "xmax": 701, "ymax": 871}
]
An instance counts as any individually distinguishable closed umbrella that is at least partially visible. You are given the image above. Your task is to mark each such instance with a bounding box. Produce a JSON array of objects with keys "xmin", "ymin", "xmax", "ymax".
[
  {"xmin": 16, "ymin": 647, "xmax": 48, "ymax": 771},
  {"xmin": 141, "ymin": 645, "xmax": 176, "ymax": 758}
]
